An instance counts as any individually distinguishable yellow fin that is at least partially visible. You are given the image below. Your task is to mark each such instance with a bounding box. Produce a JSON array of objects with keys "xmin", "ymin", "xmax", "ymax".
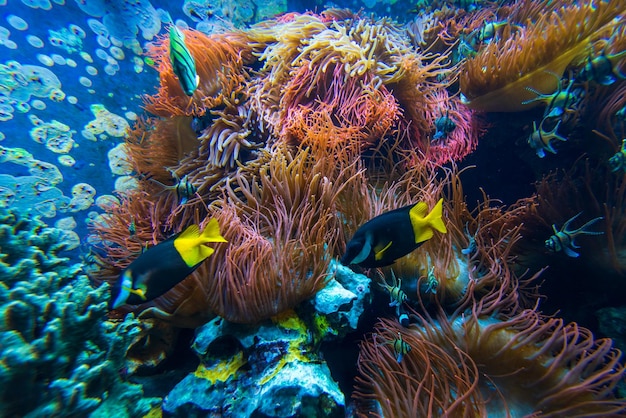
[
  {"xmin": 410, "ymin": 198, "xmax": 447, "ymax": 244},
  {"xmin": 374, "ymin": 241, "xmax": 393, "ymax": 261},
  {"xmin": 198, "ymin": 246, "xmax": 215, "ymax": 259},
  {"xmin": 123, "ymin": 285, "xmax": 147, "ymax": 300},
  {"xmin": 415, "ymin": 228, "xmax": 434, "ymax": 243},
  {"xmin": 412, "ymin": 202, "xmax": 428, "ymax": 218},
  {"xmin": 175, "ymin": 219, "xmax": 226, "ymax": 268},
  {"xmin": 179, "ymin": 224, "xmax": 201, "ymax": 240},
  {"xmin": 201, "ymin": 218, "xmax": 227, "ymax": 243},
  {"xmin": 426, "ymin": 198, "xmax": 447, "ymax": 234},
  {"xmin": 174, "ymin": 224, "xmax": 205, "ymax": 267}
]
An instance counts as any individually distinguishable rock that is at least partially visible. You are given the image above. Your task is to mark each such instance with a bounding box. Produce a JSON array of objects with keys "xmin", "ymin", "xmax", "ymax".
[
  {"xmin": 312, "ymin": 260, "xmax": 371, "ymax": 340},
  {"xmin": 163, "ymin": 312, "xmax": 345, "ymax": 417}
]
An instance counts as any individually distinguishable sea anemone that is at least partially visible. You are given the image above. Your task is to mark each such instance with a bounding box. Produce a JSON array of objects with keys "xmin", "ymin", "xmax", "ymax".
[
  {"xmin": 125, "ymin": 116, "xmax": 199, "ymax": 183},
  {"xmin": 598, "ymin": 83, "xmax": 626, "ymax": 142},
  {"xmin": 420, "ymin": 88, "xmax": 480, "ymax": 165},
  {"xmin": 280, "ymin": 64, "xmax": 399, "ymax": 149},
  {"xmin": 460, "ymin": 0, "xmax": 624, "ymax": 112},
  {"xmin": 247, "ymin": 12, "xmax": 459, "ymax": 164},
  {"xmin": 201, "ymin": 144, "xmax": 366, "ymax": 323},
  {"xmin": 354, "ymin": 311, "xmax": 626, "ymax": 417},
  {"xmin": 368, "ymin": 160, "xmax": 540, "ymax": 314}
]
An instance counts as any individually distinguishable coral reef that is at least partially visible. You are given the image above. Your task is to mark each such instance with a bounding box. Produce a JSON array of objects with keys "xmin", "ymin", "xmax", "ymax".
[
  {"xmin": 81, "ymin": 3, "xmax": 626, "ymax": 416},
  {"xmin": 201, "ymin": 144, "xmax": 364, "ymax": 323},
  {"xmin": 182, "ymin": 0, "xmax": 287, "ymax": 30},
  {"xmin": 0, "ymin": 208, "xmax": 159, "ymax": 416},
  {"xmin": 312, "ymin": 260, "xmax": 372, "ymax": 339},
  {"xmin": 0, "ymin": 144, "xmax": 72, "ymax": 218}
]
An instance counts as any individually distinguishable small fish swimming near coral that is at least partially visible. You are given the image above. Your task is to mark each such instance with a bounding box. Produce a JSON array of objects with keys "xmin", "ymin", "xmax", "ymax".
[
  {"xmin": 169, "ymin": 23, "xmax": 199, "ymax": 96},
  {"xmin": 341, "ymin": 198, "xmax": 447, "ymax": 268},
  {"xmin": 528, "ymin": 118, "xmax": 568, "ymax": 158},
  {"xmin": 475, "ymin": 20, "xmax": 509, "ymax": 44},
  {"xmin": 378, "ymin": 269, "xmax": 407, "ymax": 308},
  {"xmin": 150, "ymin": 173, "xmax": 198, "ymax": 205},
  {"xmin": 608, "ymin": 139, "xmax": 626, "ymax": 173},
  {"xmin": 523, "ymin": 74, "xmax": 579, "ymax": 119},
  {"xmin": 432, "ymin": 112, "xmax": 456, "ymax": 142},
  {"xmin": 110, "ymin": 218, "xmax": 227, "ymax": 309},
  {"xmin": 581, "ymin": 49, "xmax": 626, "ymax": 86},
  {"xmin": 128, "ymin": 217, "xmax": 136, "ymax": 236},
  {"xmin": 391, "ymin": 332, "xmax": 411, "ymax": 363},
  {"xmin": 545, "ymin": 213, "xmax": 604, "ymax": 258},
  {"xmin": 421, "ymin": 266, "xmax": 438, "ymax": 295}
]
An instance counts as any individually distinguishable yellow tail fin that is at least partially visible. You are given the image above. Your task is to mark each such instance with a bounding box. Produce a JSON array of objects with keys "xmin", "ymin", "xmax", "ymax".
[
  {"xmin": 197, "ymin": 246, "xmax": 215, "ymax": 259},
  {"xmin": 410, "ymin": 198, "xmax": 447, "ymax": 243},
  {"xmin": 201, "ymin": 218, "xmax": 228, "ymax": 243},
  {"xmin": 175, "ymin": 218, "xmax": 227, "ymax": 267},
  {"xmin": 425, "ymin": 198, "xmax": 447, "ymax": 234}
]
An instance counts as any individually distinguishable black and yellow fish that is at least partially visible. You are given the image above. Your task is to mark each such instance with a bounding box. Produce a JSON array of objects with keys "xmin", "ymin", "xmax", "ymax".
[
  {"xmin": 110, "ymin": 218, "xmax": 226, "ymax": 309},
  {"xmin": 169, "ymin": 24, "xmax": 199, "ymax": 96},
  {"xmin": 341, "ymin": 198, "xmax": 446, "ymax": 268}
]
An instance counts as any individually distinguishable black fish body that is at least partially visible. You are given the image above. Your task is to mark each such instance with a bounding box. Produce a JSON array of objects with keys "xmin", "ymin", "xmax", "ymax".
[
  {"xmin": 342, "ymin": 206, "xmax": 420, "ymax": 268},
  {"xmin": 110, "ymin": 219, "xmax": 226, "ymax": 309},
  {"xmin": 341, "ymin": 199, "xmax": 446, "ymax": 268},
  {"xmin": 112, "ymin": 235, "xmax": 199, "ymax": 307}
]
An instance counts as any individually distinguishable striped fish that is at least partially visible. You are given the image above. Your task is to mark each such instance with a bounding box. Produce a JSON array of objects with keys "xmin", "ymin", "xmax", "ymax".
[
  {"xmin": 174, "ymin": 174, "xmax": 197, "ymax": 204},
  {"xmin": 545, "ymin": 213, "xmax": 603, "ymax": 258},
  {"xmin": 169, "ymin": 25, "xmax": 199, "ymax": 96},
  {"xmin": 392, "ymin": 333, "xmax": 411, "ymax": 363},
  {"xmin": 150, "ymin": 174, "xmax": 198, "ymax": 205}
]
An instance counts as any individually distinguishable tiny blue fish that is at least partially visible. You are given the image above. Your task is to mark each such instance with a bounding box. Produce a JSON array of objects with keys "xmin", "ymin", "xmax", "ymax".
[
  {"xmin": 608, "ymin": 139, "xmax": 626, "ymax": 173},
  {"xmin": 581, "ymin": 50, "xmax": 626, "ymax": 86},
  {"xmin": 432, "ymin": 112, "xmax": 456, "ymax": 141}
]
